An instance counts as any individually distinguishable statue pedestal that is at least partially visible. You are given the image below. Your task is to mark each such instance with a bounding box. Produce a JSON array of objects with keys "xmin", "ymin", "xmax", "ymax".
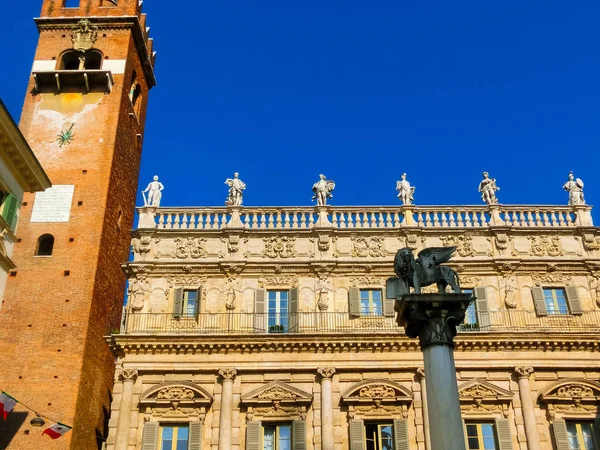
[
  {"xmin": 138, "ymin": 206, "xmax": 157, "ymax": 229},
  {"xmin": 398, "ymin": 293, "xmax": 473, "ymax": 450},
  {"xmin": 225, "ymin": 206, "xmax": 244, "ymax": 229},
  {"xmin": 314, "ymin": 206, "xmax": 332, "ymax": 227}
]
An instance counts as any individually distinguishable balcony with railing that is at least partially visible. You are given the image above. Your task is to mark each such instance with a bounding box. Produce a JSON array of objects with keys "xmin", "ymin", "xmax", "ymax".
[{"xmin": 119, "ymin": 310, "xmax": 600, "ymax": 336}]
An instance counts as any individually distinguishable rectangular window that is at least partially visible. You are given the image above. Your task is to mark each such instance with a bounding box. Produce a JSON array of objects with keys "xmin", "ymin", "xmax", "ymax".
[
  {"xmin": 543, "ymin": 288, "xmax": 569, "ymax": 315},
  {"xmin": 160, "ymin": 425, "xmax": 189, "ymax": 450},
  {"xmin": 184, "ymin": 289, "xmax": 198, "ymax": 315},
  {"xmin": 462, "ymin": 289, "xmax": 477, "ymax": 325},
  {"xmin": 567, "ymin": 421, "xmax": 597, "ymax": 450},
  {"xmin": 466, "ymin": 422, "xmax": 498, "ymax": 450},
  {"xmin": 263, "ymin": 423, "xmax": 291, "ymax": 450},
  {"xmin": 360, "ymin": 289, "xmax": 383, "ymax": 316},
  {"xmin": 268, "ymin": 290, "xmax": 288, "ymax": 333},
  {"xmin": 365, "ymin": 423, "xmax": 394, "ymax": 450},
  {"xmin": 63, "ymin": 0, "xmax": 80, "ymax": 7}
]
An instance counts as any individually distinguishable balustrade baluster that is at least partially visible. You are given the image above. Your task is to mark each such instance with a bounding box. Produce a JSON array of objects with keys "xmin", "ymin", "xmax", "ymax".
[
  {"xmin": 165, "ymin": 213, "xmax": 173, "ymax": 229},
  {"xmin": 157, "ymin": 213, "xmax": 165, "ymax": 229},
  {"xmin": 557, "ymin": 210, "xmax": 566, "ymax": 227}
]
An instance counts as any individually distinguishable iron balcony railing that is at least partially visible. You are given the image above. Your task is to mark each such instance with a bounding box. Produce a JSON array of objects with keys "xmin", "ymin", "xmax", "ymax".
[{"xmin": 119, "ymin": 310, "xmax": 600, "ymax": 336}]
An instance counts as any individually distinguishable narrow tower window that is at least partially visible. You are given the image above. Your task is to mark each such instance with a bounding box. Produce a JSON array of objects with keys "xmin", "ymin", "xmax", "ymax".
[
  {"xmin": 36, "ymin": 234, "xmax": 55, "ymax": 256},
  {"xmin": 63, "ymin": 0, "xmax": 80, "ymax": 7}
]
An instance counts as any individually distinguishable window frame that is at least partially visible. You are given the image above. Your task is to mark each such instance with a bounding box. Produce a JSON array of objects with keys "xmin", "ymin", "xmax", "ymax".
[
  {"xmin": 364, "ymin": 422, "xmax": 394, "ymax": 450},
  {"xmin": 159, "ymin": 423, "xmax": 189, "ymax": 450},
  {"xmin": 183, "ymin": 289, "xmax": 199, "ymax": 316},
  {"xmin": 543, "ymin": 287, "xmax": 569, "ymax": 315},
  {"xmin": 262, "ymin": 422, "xmax": 292, "ymax": 450},
  {"xmin": 267, "ymin": 290, "xmax": 289, "ymax": 333},
  {"xmin": 465, "ymin": 421, "xmax": 499, "ymax": 450},
  {"xmin": 566, "ymin": 420, "xmax": 598, "ymax": 450},
  {"xmin": 359, "ymin": 289, "xmax": 383, "ymax": 316}
]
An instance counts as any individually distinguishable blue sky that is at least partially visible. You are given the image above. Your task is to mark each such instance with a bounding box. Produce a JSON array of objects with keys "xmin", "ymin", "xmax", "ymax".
[{"xmin": 0, "ymin": 1, "xmax": 598, "ymax": 212}]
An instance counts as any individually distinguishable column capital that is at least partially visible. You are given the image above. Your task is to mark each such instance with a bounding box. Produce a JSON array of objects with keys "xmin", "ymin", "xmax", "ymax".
[
  {"xmin": 515, "ymin": 366, "xmax": 534, "ymax": 379},
  {"xmin": 416, "ymin": 368, "xmax": 426, "ymax": 380},
  {"xmin": 219, "ymin": 368, "xmax": 237, "ymax": 381},
  {"xmin": 317, "ymin": 367, "xmax": 336, "ymax": 380},
  {"xmin": 118, "ymin": 368, "xmax": 139, "ymax": 382},
  {"xmin": 399, "ymin": 294, "xmax": 472, "ymax": 349}
]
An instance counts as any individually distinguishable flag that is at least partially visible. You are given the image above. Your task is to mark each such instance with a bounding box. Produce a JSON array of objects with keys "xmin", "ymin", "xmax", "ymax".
[
  {"xmin": 42, "ymin": 423, "xmax": 72, "ymax": 439},
  {"xmin": 0, "ymin": 392, "xmax": 17, "ymax": 419}
]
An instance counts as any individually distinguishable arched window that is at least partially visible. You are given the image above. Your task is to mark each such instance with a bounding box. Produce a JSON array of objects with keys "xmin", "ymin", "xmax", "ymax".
[
  {"xmin": 36, "ymin": 234, "xmax": 55, "ymax": 256},
  {"xmin": 58, "ymin": 50, "xmax": 103, "ymax": 71}
]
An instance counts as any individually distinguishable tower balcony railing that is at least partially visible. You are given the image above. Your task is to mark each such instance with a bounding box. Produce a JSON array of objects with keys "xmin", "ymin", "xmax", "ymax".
[
  {"xmin": 138, "ymin": 204, "xmax": 593, "ymax": 230},
  {"xmin": 118, "ymin": 310, "xmax": 600, "ymax": 336}
]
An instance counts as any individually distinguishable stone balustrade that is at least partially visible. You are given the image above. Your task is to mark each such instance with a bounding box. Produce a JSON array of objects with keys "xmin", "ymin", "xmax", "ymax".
[{"xmin": 138, "ymin": 204, "xmax": 593, "ymax": 230}]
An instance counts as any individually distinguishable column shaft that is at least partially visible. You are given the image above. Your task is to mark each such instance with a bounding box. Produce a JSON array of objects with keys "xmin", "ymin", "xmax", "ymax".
[
  {"xmin": 321, "ymin": 377, "xmax": 334, "ymax": 450},
  {"xmin": 219, "ymin": 376, "xmax": 235, "ymax": 450},
  {"xmin": 115, "ymin": 380, "xmax": 135, "ymax": 449},
  {"xmin": 418, "ymin": 371, "xmax": 432, "ymax": 450},
  {"xmin": 516, "ymin": 371, "xmax": 541, "ymax": 450},
  {"xmin": 423, "ymin": 345, "xmax": 466, "ymax": 450}
]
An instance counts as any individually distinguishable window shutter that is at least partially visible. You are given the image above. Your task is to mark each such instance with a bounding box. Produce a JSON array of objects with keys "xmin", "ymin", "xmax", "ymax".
[
  {"xmin": 195, "ymin": 286, "xmax": 203, "ymax": 317},
  {"xmin": 386, "ymin": 277, "xmax": 399, "ymax": 300},
  {"xmin": 189, "ymin": 421, "xmax": 202, "ymax": 450},
  {"xmin": 289, "ymin": 287, "xmax": 299, "ymax": 332},
  {"xmin": 552, "ymin": 419, "xmax": 570, "ymax": 450},
  {"xmin": 494, "ymin": 418, "xmax": 513, "ymax": 450},
  {"xmin": 141, "ymin": 422, "xmax": 159, "ymax": 450},
  {"xmin": 531, "ymin": 287, "xmax": 547, "ymax": 316},
  {"xmin": 383, "ymin": 287, "xmax": 395, "ymax": 317},
  {"xmin": 594, "ymin": 417, "xmax": 600, "ymax": 447},
  {"xmin": 349, "ymin": 287, "xmax": 361, "ymax": 316},
  {"xmin": 1, "ymin": 194, "xmax": 19, "ymax": 230},
  {"xmin": 474, "ymin": 287, "xmax": 490, "ymax": 329},
  {"xmin": 173, "ymin": 288, "xmax": 184, "ymax": 318},
  {"xmin": 254, "ymin": 289, "xmax": 266, "ymax": 332},
  {"xmin": 565, "ymin": 286, "xmax": 582, "ymax": 315},
  {"xmin": 393, "ymin": 419, "xmax": 409, "ymax": 450},
  {"xmin": 349, "ymin": 419, "xmax": 365, "ymax": 450},
  {"xmin": 246, "ymin": 421, "xmax": 261, "ymax": 450},
  {"xmin": 292, "ymin": 420, "xmax": 306, "ymax": 450}
]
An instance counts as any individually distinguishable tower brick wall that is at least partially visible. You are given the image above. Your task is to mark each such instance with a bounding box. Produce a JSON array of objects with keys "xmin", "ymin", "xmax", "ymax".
[{"xmin": 0, "ymin": 0, "xmax": 155, "ymax": 448}]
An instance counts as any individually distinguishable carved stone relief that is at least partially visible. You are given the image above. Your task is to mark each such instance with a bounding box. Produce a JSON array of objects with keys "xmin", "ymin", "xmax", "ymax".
[
  {"xmin": 131, "ymin": 235, "xmax": 152, "ymax": 257},
  {"xmin": 582, "ymin": 233, "xmax": 600, "ymax": 252},
  {"xmin": 440, "ymin": 234, "xmax": 475, "ymax": 257},
  {"xmin": 258, "ymin": 275, "xmax": 299, "ymax": 288},
  {"xmin": 128, "ymin": 275, "xmax": 150, "ymax": 311},
  {"xmin": 531, "ymin": 272, "xmax": 571, "ymax": 286},
  {"xmin": 351, "ymin": 236, "xmax": 387, "ymax": 257},
  {"xmin": 589, "ymin": 276, "xmax": 600, "ymax": 307},
  {"xmin": 349, "ymin": 275, "xmax": 387, "ymax": 287},
  {"xmin": 540, "ymin": 379, "xmax": 600, "ymax": 420},
  {"xmin": 458, "ymin": 379, "xmax": 513, "ymax": 418},
  {"xmin": 526, "ymin": 236, "xmax": 564, "ymax": 257},
  {"xmin": 263, "ymin": 237, "xmax": 296, "ymax": 258},
  {"xmin": 174, "ymin": 237, "xmax": 208, "ymax": 259},
  {"xmin": 500, "ymin": 276, "xmax": 518, "ymax": 308},
  {"xmin": 167, "ymin": 276, "xmax": 207, "ymax": 288}
]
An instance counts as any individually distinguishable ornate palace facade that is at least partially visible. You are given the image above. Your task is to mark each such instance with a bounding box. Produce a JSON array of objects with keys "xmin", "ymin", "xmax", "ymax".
[{"xmin": 108, "ymin": 203, "xmax": 600, "ymax": 450}]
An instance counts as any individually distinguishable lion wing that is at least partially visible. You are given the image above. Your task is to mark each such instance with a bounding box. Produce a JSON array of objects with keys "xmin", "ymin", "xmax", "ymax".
[{"xmin": 417, "ymin": 247, "xmax": 456, "ymax": 267}]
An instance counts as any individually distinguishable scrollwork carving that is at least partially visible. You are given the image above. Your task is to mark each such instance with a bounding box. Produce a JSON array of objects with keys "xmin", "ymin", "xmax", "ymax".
[
  {"xmin": 440, "ymin": 234, "xmax": 475, "ymax": 257},
  {"xmin": 258, "ymin": 275, "xmax": 299, "ymax": 288},
  {"xmin": 174, "ymin": 237, "xmax": 208, "ymax": 259},
  {"xmin": 118, "ymin": 368, "xmax": 138, "ymax": 382},
  {"xmin": 131, "ymin": 235, "xmax": 152, "ymax": 257},
  {"xmin": 351, "ymin": 236, "xmax": 387, "ymax": 257},
  {"xmin": 317, "ymin": 367, "xmax": 336, "ymax": 380},
  {"xmin": 359, "ymin": 385, "xmax": 396, "ymax": 398},
  {"xmin": 157, "ymin": 386, "xmax": 195, "ymax": 401},
  {"xmin": 258, "ymin": 386, "xmax": 297, "ymax": 400},
  {"xmin": 219, "ymin": 368, "xmax": 237, "ymax": 381},
  {"xmin": 528, "ymin": 235, "xmax": 564, "ymax": 257},
  {"xmin": 263, "ymin": 237, "xmax": 296, "ymax": 258}
]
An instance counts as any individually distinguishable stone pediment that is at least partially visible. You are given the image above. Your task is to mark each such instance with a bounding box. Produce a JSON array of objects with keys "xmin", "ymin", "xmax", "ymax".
[
  {"xmin": 240, "ymin": 380, "xmax": 312, "ymax": 406},
  {"xmin": 539, "ymin": 379, "xmax": 600, "ymax": 419},
  {"xmin": 139, "ymin": 381, "xmax": 213, "ymax": 408},
  {"xmin": 458, "ymin": 379, "xmax": 513, "ymax": 402},
  {"xmin": 341, "ymin": 380, "xmax": 413, "ymax": 404}
]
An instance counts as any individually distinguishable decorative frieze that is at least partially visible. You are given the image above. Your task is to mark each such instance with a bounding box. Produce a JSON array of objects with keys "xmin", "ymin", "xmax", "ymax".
[
  {"xmin": 174, "ymin": 237, "xmax": 208, "ymax": 259},
  {"xmin": 351, "ymin": 236, "xmax": 387, "ymax": 257},
  {"xmin": 527, "ymin": 235, "xmax": 564, "ymax": 257}
]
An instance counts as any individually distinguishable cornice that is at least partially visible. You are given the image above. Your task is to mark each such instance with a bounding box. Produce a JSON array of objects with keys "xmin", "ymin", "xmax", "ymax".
[{"xmin": 108, "ymin": 332, "xmax": 600, "ymax": 357}]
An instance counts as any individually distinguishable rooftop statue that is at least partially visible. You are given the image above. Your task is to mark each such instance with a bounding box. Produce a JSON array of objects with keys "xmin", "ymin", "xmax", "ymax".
[
  {"xmin": 225, "ymin": 172, "xmax": 246, "ymax": 206},
  {"xmin": 396, "ymin": 173, "xmax": 415, "ymax": 205},
  {"xmin": 389, "ymin": 247, "xmax": 461, "ymax": 297},
  {"xmin": 563, "ymin": 171, "xmax": 585, "ymax": 206},
  {"xmin": 142, "ymin": 175, "xmax": 164, "ymax": 207},
  {"xmin": 312, "ymin": 174, "xmax": 335, "ymax": 206},
  {"xmin": 478, "ymin": 171, "xmax": 500, "ymax": 205}
]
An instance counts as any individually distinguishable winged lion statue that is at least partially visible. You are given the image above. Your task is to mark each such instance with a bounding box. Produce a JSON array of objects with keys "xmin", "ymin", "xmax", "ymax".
[{"xmin": 387, "ymin": 247, "xmax": 461, "ymax": 298}]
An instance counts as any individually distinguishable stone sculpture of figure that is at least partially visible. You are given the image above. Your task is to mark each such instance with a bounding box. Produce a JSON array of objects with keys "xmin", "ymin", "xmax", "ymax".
[
  {"xmin": 312, "ymin": 174, "xmax": 335, "ymax": 206},
  {"xmin": 478, "ymin": 172, "xmax": 500, "ymax": 205},
  {"xmin": 563, "ymin": 171, "xmax": 585, "ymax": 206},
  {"xmin": 225, "ymin": 172, "xmax": 246, "ymax": 206},
  {"xmin": 142, "ymin": 175, "xmax": 164, "ymax": 207},
  {"xmin": 128, "ymin": 276, "xmax": 149, "ymax": 311},
  {"xmin": 396, "ymin": 173, "xmax": 415, "ymax": 205},
  {"xmin": 387, "ymin": 247, "xmax": 461, "ymax": 297}
]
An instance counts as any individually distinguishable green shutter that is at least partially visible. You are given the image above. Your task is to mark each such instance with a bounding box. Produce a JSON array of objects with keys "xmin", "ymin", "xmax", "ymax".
[
  {"xmin": 173, "ymin": 287, "xmax": 184, "ymax": 318},
  {"xmin": 494, "ymin": 418, "xmax": 513, "ymax": 450},
  {"xmin": 254, "ymin": 289, "xmax": 265, "ymax": 332},
  {"xmin": 246, "ymin": 421, "xmax": 261, "ymax": 450},
  {"xmin": 1, "ymin": 194, "xmax": 19, "ymax": 230},
  {"xmin": 552, "ymin": 419, "xmax": 569, "ymax": 450},
  {"xmin": 393, "ymin": 419, "xmax": 409, "ymax": 450},
  {"xmin": 474, "ymin": 287, "xmax": 490, "ymax": 329},
  {"xmin": 383, "ymin": 287, "xmax": 395, "ymax": 317},
  {"xmin": 292, "ymin": 420, "xmax": 306, "ymax": 450},
  {"xmin": 289, "ymin": 287, "xmax": 299, "ymax": 332},
  {"xmin": 531, "ymin": 287, "xmax": 547, "ymax": 316},
  {"xmin": 349, "ymin": 287, "xmax": 361, "ymax": 316},
  {"xmin": 594, "ymin": 417, "xmax": 600, "ymax": 448},
  {"xmin": 565, "ymin": 286, "xmax": 582, "ymax": 315},
  {"xmin": 349, "ymin": 419, "xmax": 365, "ymax": 450},
  {"xmin": 189, "ymin": 421, "xmax": 202, "ymax": 450},
  {"xmin": 141, "ymin": 422, "xmax": 159, "ymax": 450},
  {"xmin": 195, "ymin": 286, "xmax": 203, "ymax": 317}
]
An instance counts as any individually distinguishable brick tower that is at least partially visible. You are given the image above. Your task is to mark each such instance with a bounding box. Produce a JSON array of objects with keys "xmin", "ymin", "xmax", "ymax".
[{"xmin": 0, "ymin": 1, "xmax": 155, "ymax": 448}]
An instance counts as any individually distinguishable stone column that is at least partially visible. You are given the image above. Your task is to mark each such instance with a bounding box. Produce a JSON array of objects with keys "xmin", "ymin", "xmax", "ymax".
[
  {"xmin": 317, "ymin": 367, "xmax": 336, "ymax": 450},
  {"xmin": 515, "ymin": 367, "xmax": 541, "ymax": 450},
  {"xmin": 398, "ymin": 293, "xmax": 472, "ymax": 450},
  {"xmin": 218, "ymin": 368, "xmax": 237, "ymax": 450},
  {"xmin": 115, "ymin": 368, "xmax": 138, "ymax": 450},
  {"xmin": 416, "ymin": 369, "xmax": 432, "ymax": 450}
]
